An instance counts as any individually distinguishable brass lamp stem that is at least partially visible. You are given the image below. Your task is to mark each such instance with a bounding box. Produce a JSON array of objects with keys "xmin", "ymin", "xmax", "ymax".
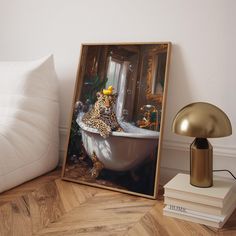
[{"xmin": 190, "ymin": 138, "xmax": 213, "ymax": 187}]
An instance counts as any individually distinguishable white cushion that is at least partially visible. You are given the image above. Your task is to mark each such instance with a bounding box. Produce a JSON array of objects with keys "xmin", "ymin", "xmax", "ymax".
[{"xmin": 0, "ymin": 55, "xmax": 59, "ymax": 193}]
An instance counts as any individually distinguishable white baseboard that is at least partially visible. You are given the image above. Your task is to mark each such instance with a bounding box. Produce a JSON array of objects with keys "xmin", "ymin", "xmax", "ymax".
[
  {"xmin": 161, "ymin": 139, "xmax": 236, "ymax": 180},
  {"xmin": 163, "ymin": 139, "xmax": 236, "ymax": 159}
]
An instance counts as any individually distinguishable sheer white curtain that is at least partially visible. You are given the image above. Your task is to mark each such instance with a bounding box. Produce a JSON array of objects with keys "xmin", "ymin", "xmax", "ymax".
[
  {"xmin": 106, "ymin": 58, "xmax": 128, "ymax": 120},
  {"xmin": 116, "ymin": 61, "xmax": 128, "ymax": 120},
  {"xmin": 106, "ymin": 58, "xmax": 121, "ymax": 90}
]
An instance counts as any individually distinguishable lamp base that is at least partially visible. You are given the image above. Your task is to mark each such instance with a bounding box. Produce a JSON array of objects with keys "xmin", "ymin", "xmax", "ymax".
[{"xmin": 190, "ymin": 138, "xmax": 213, "ymax": 188}]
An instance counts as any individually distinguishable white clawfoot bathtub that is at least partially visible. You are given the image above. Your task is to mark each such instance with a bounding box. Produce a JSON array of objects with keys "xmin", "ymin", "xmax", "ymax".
[{"xmin": 77, "ymin": 117, "xmax": 159, "ymax": 171}]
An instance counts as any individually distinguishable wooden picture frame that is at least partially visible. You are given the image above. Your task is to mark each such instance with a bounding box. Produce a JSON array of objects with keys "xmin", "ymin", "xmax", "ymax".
[{"xmin": 61, "ymin": 42, "xmax": 171, "ymax": 199}]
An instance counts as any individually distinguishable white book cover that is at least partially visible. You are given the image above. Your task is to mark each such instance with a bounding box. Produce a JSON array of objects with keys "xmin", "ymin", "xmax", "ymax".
[
  {"xmin": 164, "ymin": 193, "xmax": 236, "ymax": 216},
  {"xmin": 165, "ymin": 205, "xmax": 225, "ymax": 222},
  {"xmin": 163, "ymin": 203, "xmax": 236, "ymax": 228},
  {"xmin": 164, "ymin": 174, "xmax": 235, "ymax": 207},
  {"xmin": 163, "ymin": 209, "xmax": 221, "ymax": 228}
]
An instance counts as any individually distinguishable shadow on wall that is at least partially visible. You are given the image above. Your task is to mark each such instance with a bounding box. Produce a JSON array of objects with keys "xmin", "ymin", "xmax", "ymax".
[
  {"xmin": 160, "ymin": 44, "xmax": 194, "ymax": 183},
  {"xmin": 164, "ymin": 43, "xmax": 195, "ymax": 143}
]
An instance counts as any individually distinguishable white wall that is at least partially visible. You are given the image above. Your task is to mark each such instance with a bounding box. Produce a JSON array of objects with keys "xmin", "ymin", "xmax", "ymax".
[{"xmin": 1, "ymin": 0, "xmax": 236, "ymax": 183}]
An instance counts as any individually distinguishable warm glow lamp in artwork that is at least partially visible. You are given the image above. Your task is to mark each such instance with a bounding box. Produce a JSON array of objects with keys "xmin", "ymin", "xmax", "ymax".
[{"xmin": 172, "ymin": 102, "xmax": 232, "ymax": 188}]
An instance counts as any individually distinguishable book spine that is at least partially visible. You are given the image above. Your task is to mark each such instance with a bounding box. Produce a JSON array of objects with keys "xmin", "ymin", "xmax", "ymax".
[
  {"xmin": 163, "ymin": 209, "xmax": 220, "ymax": 228},
  {"xmin": 165, "ymin": 205, "xmax": 225, "ymax": 222},
  {"xmin": 164, "ymin": 197, "xmax": 223, "ymax": 215}
]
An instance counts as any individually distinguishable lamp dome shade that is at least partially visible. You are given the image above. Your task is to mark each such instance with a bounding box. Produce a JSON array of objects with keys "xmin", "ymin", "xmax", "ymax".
[{"xmin": 172, "ymin": 102, "xmax": 232, "ymax": 138}]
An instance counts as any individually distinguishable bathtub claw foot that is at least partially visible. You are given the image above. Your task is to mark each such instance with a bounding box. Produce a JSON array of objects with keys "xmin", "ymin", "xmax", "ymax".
[{"xmin": 90, "ymin": 151, "xmax": 104, "ymax": 178}]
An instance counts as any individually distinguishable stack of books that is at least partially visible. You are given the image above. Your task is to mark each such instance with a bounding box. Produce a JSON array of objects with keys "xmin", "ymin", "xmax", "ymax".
[{"xmin": 163, "ymin": 173, "xmax": 236, "ymax": 228}]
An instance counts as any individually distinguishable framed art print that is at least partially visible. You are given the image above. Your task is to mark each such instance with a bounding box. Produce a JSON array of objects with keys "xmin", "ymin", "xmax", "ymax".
[{"xmin": 62, "ymin": 43, "xmax": 171, "ymax": 199}]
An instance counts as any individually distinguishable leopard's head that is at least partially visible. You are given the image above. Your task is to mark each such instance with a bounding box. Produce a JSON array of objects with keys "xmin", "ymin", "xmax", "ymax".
[{"xmin": 94, "ymin": 92, "xmax": 118, "ymax": 115}]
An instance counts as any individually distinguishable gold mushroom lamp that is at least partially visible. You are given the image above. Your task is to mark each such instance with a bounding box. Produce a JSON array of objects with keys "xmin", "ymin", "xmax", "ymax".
[{"xmin": 172, "ymin": 102, "xmax": 232, "ymax": 188}]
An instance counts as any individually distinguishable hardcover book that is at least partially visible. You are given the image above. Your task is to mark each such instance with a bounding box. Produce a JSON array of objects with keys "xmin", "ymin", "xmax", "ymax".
[
  {"xmin": 164, "ymin": 174, "xmax": 235, "ymax": 208},
  {"xmin": 163, "ymin": 204, "xmax": 235, "ymax": 228},
  {"xmin": 164, "ymin": 193, "xmax": 236, "ymax": 216},
  {"xmin": 163, "ymin": 173, "xmax": 236, "ymax": 228}
]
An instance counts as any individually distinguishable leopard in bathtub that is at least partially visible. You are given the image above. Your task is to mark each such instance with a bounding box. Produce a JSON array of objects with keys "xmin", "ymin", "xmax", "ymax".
[{"xmin": 82, "ymin": 87, "xmax": 123, "ymax": 139}]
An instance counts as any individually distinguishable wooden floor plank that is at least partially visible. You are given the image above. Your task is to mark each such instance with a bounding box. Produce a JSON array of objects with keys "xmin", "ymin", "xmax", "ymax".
[
  {"xmin": 0, "ymin": 197, "xmax": 33, "ymax": 236},
  {"xmin": 35, "ymin": 190, "xmax": 155, "ymax": 236},
  {"xmin": 30, "ymin": 181, "xmax": 66, "ymax": 234},
  {"xmin": 0, "ymin": 170, "xmax": 235, "ymax": 236},
  {"xmin": 0, "ymin": 169, "xmax": 60, "ymax": 207}
]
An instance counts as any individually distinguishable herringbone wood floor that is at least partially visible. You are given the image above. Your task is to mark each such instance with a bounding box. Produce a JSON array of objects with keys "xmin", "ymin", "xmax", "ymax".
[{"xmin": 0, "ymin": 170, "xmax": 235, "ymax": 236}]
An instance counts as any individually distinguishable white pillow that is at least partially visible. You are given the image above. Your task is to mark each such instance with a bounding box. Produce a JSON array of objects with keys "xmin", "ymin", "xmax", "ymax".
[{"xmin": 0, "ymin": 55, "xmax": 59, "ymax": 193}]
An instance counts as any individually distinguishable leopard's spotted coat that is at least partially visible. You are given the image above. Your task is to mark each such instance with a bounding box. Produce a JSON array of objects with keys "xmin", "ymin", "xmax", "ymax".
[{"xmin": 82, "ymin": 92, "xmax": 123, "ymax": 138}]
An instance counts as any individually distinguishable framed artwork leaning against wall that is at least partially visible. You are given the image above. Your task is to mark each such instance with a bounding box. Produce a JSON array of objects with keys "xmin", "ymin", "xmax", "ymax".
[{"xmin": 61, "ymin": 42, "xmax": 171, "ymax": 199}]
